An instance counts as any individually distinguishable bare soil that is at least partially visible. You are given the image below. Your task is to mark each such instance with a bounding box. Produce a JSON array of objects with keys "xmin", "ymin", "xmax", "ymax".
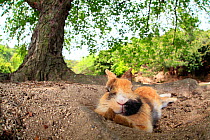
[{"xmin": 0, "ymin": 78, "xmax": 210, "ymax": 140}]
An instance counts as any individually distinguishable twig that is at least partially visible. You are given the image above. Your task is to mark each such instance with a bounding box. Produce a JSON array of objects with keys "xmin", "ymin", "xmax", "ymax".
[
  {"xmin": 146, "ymin": 0, "xmax": 152, "ymax": 32},
  {"xmin": 173, "ymin": 0, "xmax": 178, "ymax": 46}
]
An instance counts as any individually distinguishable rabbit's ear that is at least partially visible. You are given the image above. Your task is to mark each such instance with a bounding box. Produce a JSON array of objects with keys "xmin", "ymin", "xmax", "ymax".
[{"xmin": 105, "ymin": 69, "xmax": 116, "ymax": 80}]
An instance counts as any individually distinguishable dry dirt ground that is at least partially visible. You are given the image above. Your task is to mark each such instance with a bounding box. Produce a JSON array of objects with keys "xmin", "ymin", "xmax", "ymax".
[{"xmin": 0, "ymin": 78, "xmax": 210, "ymax": 140}]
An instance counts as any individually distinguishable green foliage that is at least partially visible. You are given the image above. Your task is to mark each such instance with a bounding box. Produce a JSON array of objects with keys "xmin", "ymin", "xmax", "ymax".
[
  {"xmin": 10, "ymin": 53, "xmax": 22, "ymax": 70},
  {"xmin": 65, "ymin": 59, "xmax": 78, "ymax": 70},
  {"xmin": 0, "ymin": 44, "xmax": 14, "ymax": 62},
  {"xmin": 72, "ymin": 55, "xmax": 96, "ymax": 75},
  {"xmin": 112, "ymin": 61, "xmax": 130, "ymax": 76},
  {"xmin": 1, "ymin": 0, "xmax": 38, "ymax": 42},
  {"xmin": 122, "ymin": 29, "xmax": 209, "ymax": 75},
  {"xmin": 0, "ymin": 44, "xmax": 27, "ymax": 73},
  {"xmin": 14, "ymin": 44, "xmax": 27, "ymax": 60},
  {"xmin": 0, "ymin": 44, "xmax": 14, "ymax": 73},
  {"xmin": 0, "ymin": 58, "xmax": 13, "ymax": 73},
  {"xmin": 1, "ymin": 0, "xmax": 209, "ymax": 76},
  {"xmin": 76, "ymin": 29, "xmax": 209, "ymax": 76},
  {"xmin": 1, "ymin": 0, "xmax": 209, "ymax": 53},
  {"xmin": 93, "ymin": 50, "xmax": 114, "ymax": 75}
]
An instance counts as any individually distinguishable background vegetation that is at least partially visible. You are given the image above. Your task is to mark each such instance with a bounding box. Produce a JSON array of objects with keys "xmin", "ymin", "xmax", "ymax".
[
  {"xmin": 0, "ymin": 43, "xmax": 27, "ymax": 73},
  {"xmin": 1, "ymin": 29, "xmax": 209, "ymax": 78},
  {"xmin": 71, "ymin": 29, "xmax": 210, "ymax": 77},
  {"xmin": 0, "ymin": 0, "xmax": 209, "ymax": 80}
]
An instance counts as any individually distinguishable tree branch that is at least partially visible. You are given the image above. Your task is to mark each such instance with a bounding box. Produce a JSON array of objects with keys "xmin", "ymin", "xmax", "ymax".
[
  {"xmin": 25, "ymin": 0, "xmax": 42, "ymax": 11},
  {"xmin": 173, "ymin": 0, "xmax": 178, "ymax": 46},
  {"xmin": 146, "ymin": 0, "xmax": 152, "ymax": 32}
]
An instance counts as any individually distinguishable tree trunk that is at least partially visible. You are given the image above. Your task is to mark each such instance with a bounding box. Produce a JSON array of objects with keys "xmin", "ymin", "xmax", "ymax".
[{"xmin": 11, "ymin": 0, "xmax": 75, "ymax": 81}]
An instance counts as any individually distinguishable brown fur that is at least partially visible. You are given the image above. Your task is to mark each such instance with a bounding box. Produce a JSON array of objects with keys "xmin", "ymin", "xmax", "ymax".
[{"xmin": 95, "ymin": 69, "xmax": 177, "ymax": 132}]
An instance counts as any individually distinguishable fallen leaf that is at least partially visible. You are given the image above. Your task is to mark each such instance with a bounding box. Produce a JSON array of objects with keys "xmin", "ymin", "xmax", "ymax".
[
  {"xmin": 43, "ymin": 124, "xmax": 48, "ymax": 129},
  {"xmin": 28, "ymin": 112, "xmax": 33, "ymax": 117},
  {"xmin": 34, "ymin": 135, "xmax": 39, "ymax": 140}
]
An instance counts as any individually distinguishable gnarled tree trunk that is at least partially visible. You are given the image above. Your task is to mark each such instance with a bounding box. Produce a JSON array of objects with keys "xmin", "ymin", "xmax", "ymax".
[{"xmin": 11, "ymin": 0, "xmax": 74, "ymax": 81}]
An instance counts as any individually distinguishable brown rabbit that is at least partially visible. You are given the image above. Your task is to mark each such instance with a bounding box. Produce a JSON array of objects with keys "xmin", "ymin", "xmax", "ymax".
[{"xmin": 95, "ymin": 69, "xmax": 177, "ymax": 132}]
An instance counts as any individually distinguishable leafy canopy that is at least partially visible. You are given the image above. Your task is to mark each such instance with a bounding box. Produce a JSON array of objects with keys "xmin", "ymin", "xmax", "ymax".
[{"xmin": 1, "ymin": 0, "xmax": 209, "ymax": 53}]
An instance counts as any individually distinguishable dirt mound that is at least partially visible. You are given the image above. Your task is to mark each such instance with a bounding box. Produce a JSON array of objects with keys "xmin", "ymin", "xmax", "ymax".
[{"xmin": 1, "ymin": 79, "xmax": 210, "ymax": 140}]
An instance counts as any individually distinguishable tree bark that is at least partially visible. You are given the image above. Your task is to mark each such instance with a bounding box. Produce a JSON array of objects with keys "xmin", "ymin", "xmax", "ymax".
[{"xmin": 11, "ymin": 0, "xmax": 74, "ymax": 81}]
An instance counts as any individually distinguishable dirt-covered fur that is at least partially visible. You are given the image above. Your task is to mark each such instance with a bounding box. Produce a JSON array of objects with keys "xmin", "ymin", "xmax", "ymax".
[{"xmin": 95, "ymin": 69, "xmax": 177, "ymax": 132}]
